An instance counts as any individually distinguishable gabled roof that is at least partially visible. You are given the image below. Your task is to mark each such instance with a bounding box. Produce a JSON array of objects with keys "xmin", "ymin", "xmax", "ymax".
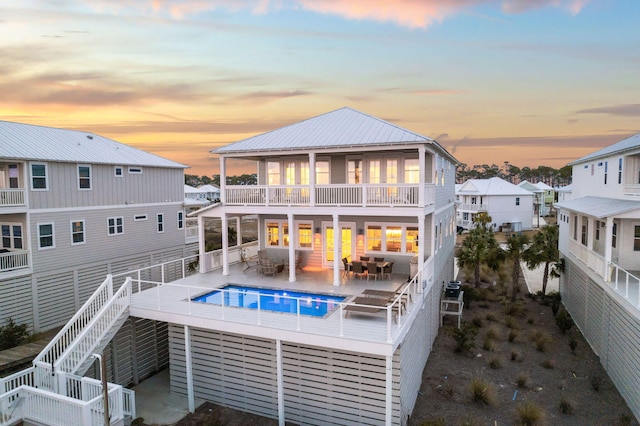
[
  {"xmin": 198, "ymin": 184, "xmax": 220, "ymax": 193},
  {"xmin": 570, "ymin": 133, "xmax": 640, "ymax": 165},
  {"xmin": 555, "ymin": 196, "xmax": 640, "ymax": 219},
  {"xmin": 184, "ymin": 185, "xmax": 203, "ymax": 194},
  {"xmin": 518, "ymin": 180, "xmax": 543, "ymax": 193},
  {"xmin": 0, "ymin": 120, "xmax": 186, "ymax": 168},
  {"xmin": 457, "ymin": 177, "xmax": 532, "ymax": 196},
  {"xmin": 534, "ymin": 181, "xmax": 553, "ymax": 190},
  {"xmin": 212, "ymin": 107, "xmax": 456, "ymax": 161}
]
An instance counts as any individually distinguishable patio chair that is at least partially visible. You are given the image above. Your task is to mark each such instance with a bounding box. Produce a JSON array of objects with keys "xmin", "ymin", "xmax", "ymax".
[
  {"xmin": 342, "ymin": 257, "xmax": 352, "ymax": 278},
  {"xmin": 359, "ymin": 256, "xmax": 370, "ymax": 262},
  {"xmin": 374, "ymin": 257, "xmax": 385, "ymax": 262},
  {"xmin": 382, "ymin": 261, "xmax": 394, "ymax": 280},
  {"xmin": 351, "ymin": 261, "xmax": 366, "ymax": 279},
  {"xmin": 367, "ymin": 261, "xmax": 380, "ymax": 281}
]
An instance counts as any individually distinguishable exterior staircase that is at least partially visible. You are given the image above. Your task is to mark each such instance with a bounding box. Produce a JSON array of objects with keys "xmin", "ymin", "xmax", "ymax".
[{"xmin": 0, "ymin": 275, "xmax": 134, "ymax": 425}]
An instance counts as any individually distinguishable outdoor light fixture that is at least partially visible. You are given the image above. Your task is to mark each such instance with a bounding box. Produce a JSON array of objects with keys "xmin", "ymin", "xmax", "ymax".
[
  {"xmin": 315, "ymin": 227, "xmax": 321, "ymax": 233},
  {"xmin": 358, "ymin": 228, "xmax": 364, "ymax": 235}
]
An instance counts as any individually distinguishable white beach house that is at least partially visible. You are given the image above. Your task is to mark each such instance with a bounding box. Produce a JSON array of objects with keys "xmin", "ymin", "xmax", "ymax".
[{"xmin": 555, "ymin": 133, "xmax": 640, "ymax": 421}]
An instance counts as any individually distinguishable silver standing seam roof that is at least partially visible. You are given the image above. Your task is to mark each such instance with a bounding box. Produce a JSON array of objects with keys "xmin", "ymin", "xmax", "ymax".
[
  {"xmin": 0, "ymin": 120, "xmax": 186, "ymax": 168},
  {"xmin": 555, "ymin": 196, "xmax": 640, "ymax": 218},
  {"xmin": 569, "ymin": 133, "xmax": 640, "ymax": 166},
  {"xmin": 212, "ymin": 107, "xmax": 457, "ymax": 161}
]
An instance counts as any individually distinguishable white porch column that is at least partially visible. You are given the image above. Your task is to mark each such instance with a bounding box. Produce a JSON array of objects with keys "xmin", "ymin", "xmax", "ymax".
[
  {"xmin": 197, "ymin": 214, "xmax": 206, "ymax": 273},
  {"xmin": 276, "ymin": 339, "xmax": 285, "ymax": 426},
  {"xmin": 309, "ymin": 152, "xmax": 316, "ymax": 206},
  {"xmin": 219, "ymin": 156, "xmax": 226, "ymax": 205},
  {"xmin": 418, "ymin": 214, "xmax": 426, "ymax": 293},
  {"xmin": 418, "ymin": 146, "xmax": 426, "ymax": 207},
  {"xmin": 333, "ymin": 214, "xmax": 340, "ymax": 286},
  {"xmin": 184, "ymin": 325, "xmax": 195, "ymax": 413},
  {"xmin": 288, "ymin": 213, "xmax": 296, "ymax": 282},
  {"xmin": 604, "ymin": 217, "xmax": 614, "ymax": 281},
  {"xmin": 385, "ymin": 354, "xmax": 393, "ymax": 425},
  {"xmin": 587, "ymin": 216, "xmax": 595, "ymax": 251},
  {"xmin": 221, "ymin": 214, "xmax": 229, "ymax": 275}
]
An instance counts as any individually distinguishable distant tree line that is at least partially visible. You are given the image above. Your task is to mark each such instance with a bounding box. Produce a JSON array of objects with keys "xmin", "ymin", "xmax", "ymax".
[
  {"xmin": 456, "ymin": 162, "xmax": 572, "ymax": 187},
  {"xmin": 185, "ymin": 174, "xmax": 258, "ymax": 187}
]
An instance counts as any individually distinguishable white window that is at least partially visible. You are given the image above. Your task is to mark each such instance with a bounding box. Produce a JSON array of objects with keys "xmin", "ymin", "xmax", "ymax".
[
  {"xmin": 365, "ymin": 223, "xmax": 419, "ymax": 254},
  {"xmin": 108, "ymin": 217, "xmax": 124, "ymax": 236},
  {"xmin": 267, "ymin": 161, "xmax": 281, "ymax": 185},
  {"xmin": 347, "ymin": 159, "xmax": 362, "ymax": 184},
  {"xmin": 404, "ymin": 159, "xmax": 420, "ymax": 184},
  {"xmin": 177, "ymin": 211, "xmax": 184, "ymax": 230},
  {"xmin": 634, "ymin": 225, "xmax": 640, "ymax": 252},
  {"xmin": 157, "ymin": 213, "xmax": 164, "ymax": 233},
  {"xmin": 134, "ymin": 215, "xmax": 148, "ymax": 221},
  {"xmin": 265, "ymin": 220, "xmax": 312, "ymax": 249},
  {"xmin": 612, "ymin": 222, "xmax": 617, "ymax": 248},
  {"xmin": 38, "ymin": 223, "xmax": 54, "ymax": 249},
  {"xmin": 31, "ymin": 163, "xmax": 48, "ymax": 190},
  {"xmin": 115, "ymin": 166, "xmax": 123, "ymax": 177},
  {"xmin": 70, "ymin": 220, "xmax": 85, "ymax": 245},
  {"xmin": 78, "ymin": 165, "xmax": 92, "ymax": 190},
  {"xmin": 515, "ymin": 197, "xmax": 520, "ymax": 206},
  {"xmin": 128, "ymin": 167, "xmax": 142, "ymax": 174},
  {"xmin": 316, "ymin": 160, "xmax": 330, "ymax": 184},
  {"xmin": 1, "ymin": 224, "xmax": 23, "ymax": 249}
]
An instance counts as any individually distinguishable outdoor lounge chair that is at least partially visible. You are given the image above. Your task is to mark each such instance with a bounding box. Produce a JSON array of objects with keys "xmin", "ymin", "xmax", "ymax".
[{"xmin": 343, "ymin": 296, "xmax": 398, "ymax": 323}]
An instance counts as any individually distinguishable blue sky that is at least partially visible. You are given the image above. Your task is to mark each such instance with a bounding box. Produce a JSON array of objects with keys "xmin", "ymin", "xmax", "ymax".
[{"xmin": 1, "ymin": 0, "xmax": 638, "ymax": 175}]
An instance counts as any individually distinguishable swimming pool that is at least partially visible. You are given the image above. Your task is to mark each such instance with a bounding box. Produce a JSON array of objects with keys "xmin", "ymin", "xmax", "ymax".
[{"xmin": 191, "ymin": 285, "xmax": 346, "ymax": 317}]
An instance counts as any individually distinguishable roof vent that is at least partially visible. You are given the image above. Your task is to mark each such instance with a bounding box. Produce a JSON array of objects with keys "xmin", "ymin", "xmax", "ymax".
[{"xmin": 87, "ymin": 135, "xmax": 93, "ymax": 140}]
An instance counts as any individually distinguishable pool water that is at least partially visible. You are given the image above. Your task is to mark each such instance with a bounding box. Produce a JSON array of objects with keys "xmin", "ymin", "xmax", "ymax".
[{"xmin": 192, "ymin": 285, "xmax": 346, "ymax": 317}]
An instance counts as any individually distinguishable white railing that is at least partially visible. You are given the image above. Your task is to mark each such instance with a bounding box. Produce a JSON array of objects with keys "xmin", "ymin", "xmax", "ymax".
[
  {"xmin": 53, "ymin": 278, "xmax": 131, "ymax": 376},
  {"xmin": 608, "ymin": 263, "xmax": 640, "ymax": 309},
  {"xmin": 34, "ymin": 276, "xmax": 115, "ymax": 372},
  {"xmin": 225, "ymin": 183, "xmax": 432, "ymax": 207},
  {"xmin": 0, "ymin": 367, "xmax": 34, "ymax": 394},
  {"xmin": 0, "ymin": 250, "xmax": 29, "ymax": 272},
  {"xmin": 569, "ymin": 239, "xmax": 606, "ymax": 279},
  {"xmin": 459, "ymin": 203, "xmax": 487, "ymax": 211},
  {"xmin": 0, "ymin": 379, "xmax": 124, "ymax": 426},
  {"xmin": 0, "ymin": 188, "xmax": 25, "ymax": 206},
  {"xmin": 113, "ymin": 253, "xmax": 202, "ymax": 286}
]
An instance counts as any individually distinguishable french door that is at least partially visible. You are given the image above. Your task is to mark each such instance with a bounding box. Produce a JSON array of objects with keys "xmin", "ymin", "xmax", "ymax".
[{"xmin": 323, "ymin": 222, "xmax": 355, "ymax": 268}]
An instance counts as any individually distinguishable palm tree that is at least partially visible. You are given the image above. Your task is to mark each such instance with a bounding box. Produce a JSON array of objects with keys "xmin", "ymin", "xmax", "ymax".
[
  {"xmin": 456, "ymin": 216, "xmax": 502, "ymax": 287},
  {"xmin": 524, "ymin": 225, "xmax": 560, "ymax": 296},
  {"xmin": 504, "ymin": 233, "xmax": 530, "ymax": 302}
]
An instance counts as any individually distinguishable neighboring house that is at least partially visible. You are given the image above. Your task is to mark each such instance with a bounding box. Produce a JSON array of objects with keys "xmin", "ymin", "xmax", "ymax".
[
  {"xmin": 184, "ymin": 185, "xmax": 209, "ymax": 243},
  {"xmin": 456, "ymin": 177, "xmax": 534, "ymax": 232},
  {"xmin": 517, "ymin": 180, "xmax": 549, "ymax": 217},
  {"xmin": 0, "ymin": 120, "xmax": 191, "ymax": 333},
  {"xmin": 555, "ymin": 133, "xmax": 640, "ymax": 421},
  {"xmin": 555, "ymin": 183, "xmax": 572, "ymax": 202},
  {"xmin": 197, "ymin": 183, "xmax": 220, "ymax": 202},
  {"xmin": 534, "ymin": 181, "xmax": 554, "ymax": 214}
]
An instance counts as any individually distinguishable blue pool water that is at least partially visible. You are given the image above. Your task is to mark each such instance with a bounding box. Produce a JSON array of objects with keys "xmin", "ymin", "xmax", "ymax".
[{"xmin": 192, "ymin": 285, "xmax": 346, "ymax": 317}]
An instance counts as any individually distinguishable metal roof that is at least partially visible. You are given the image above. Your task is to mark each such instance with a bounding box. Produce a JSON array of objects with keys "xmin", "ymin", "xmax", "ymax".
[
  {"xmin": 555, "ymin": 196, "xmax": 640, "ymax": 218},
  {"xmin": 457, "ymin": 177, "xmax": 533, "ymax": 196},
  {"xmin": 213, "ymin": 107, "xmax": 454, "ymax": 160},
  {"xmin": 0, "ymin": 120, "xmax": 186, "ymax": 168},
  {"xmin": 570, "ymin": 133, "xmax": 640, "ymax": 165}
]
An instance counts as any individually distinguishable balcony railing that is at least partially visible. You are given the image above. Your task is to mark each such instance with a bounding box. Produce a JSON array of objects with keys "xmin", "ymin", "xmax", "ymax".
[
  {"xmin": 0, "ymin": 188, "xmax": 25, "ymax": 207},
  {"xmin": 459, "ymin": 203, "xmax": 487, "ymax": 211},
  {"xmin": 0, "ymin": 250, "xmax": 29, "ymax": 273},
  {"xmin": 225, "ymin": 184, "xmax": 434, "ymax": 207},
  {"xmin": 568, "ymin": 239, "xmax": 606, "ymax": 279}
]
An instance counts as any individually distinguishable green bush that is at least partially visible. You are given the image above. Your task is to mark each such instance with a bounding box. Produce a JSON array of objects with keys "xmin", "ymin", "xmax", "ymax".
[
  {"xmin": 556, "ymin": 309, "xmax": 574, "ymax": 334},
  {"xmin": 516, "ymin": 401, "xmax": 545, "ymax": 425},
  {"xmin": 0, "ymin": 318, "xmax": 29, "ymax": 350},
  {"xmin": 448, "ymin": 322, "xmax": 478, "ymax": 353}
]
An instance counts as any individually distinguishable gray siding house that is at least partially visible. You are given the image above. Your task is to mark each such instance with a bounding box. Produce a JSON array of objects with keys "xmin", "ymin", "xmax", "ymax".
[{"xmin": 0, "ymin": 120, "xmax": 191, "ymax": 333}]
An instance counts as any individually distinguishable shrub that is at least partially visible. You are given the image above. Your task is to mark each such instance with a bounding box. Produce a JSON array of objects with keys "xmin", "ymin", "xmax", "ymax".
[
  {"xmin": 472, "ymin": 316, "xmax": 484, "ymax": 328},
  {"xmin": 0, "ymin": 318, "xmax": 29, "ymax": 351},
  {"xmin": 504, "ymin": 303, "xmax": 526, "ymax": 318},
  {"xmin": 541, "ymin": 359, "xmax": 555, "ymax": 369},
  {"xmin": 591, "ymin": 375, "xmax": 602, "ymax": 392},
  {"xmin": 555, "ymin": 309, "xmax": 574, "ymax": 334},
  {"xmin": 448, "ymin": 322, "xmax": 477, "ymax": 354},
  {"xmin": 516, "ymin": 372, "xmax": 529, "ymax": 388},
  {"xmin": 559, "ymin": 396, "xmax": 575, "ymax": 414},
  {"xmin": 469, "ymin": 377, "xmax": 496, "ymax": 406},
  {"xmin": 508, "ymin": 329, "xmax": 519, "ymax": 343},
  {"xmin": 531, "ymin": 330, "xmax": 552, "ymax": 352},
  {"xmin": 486, "ymin": 313, "xmax": 498, "ymax": 322},
  {"xmin": 489, "ymin": 355, "xmax": 503, "ymax": 369},
  {"xmin": 511, "ymin": 349, "xmax": 523, "ymax": 362},
  {"xmin": 516, "ymin": 401, "xmax": 545, "ymax": 425},
  {"xmin": 483, "ymin": 337, "xmax": 498, "ymax": 352},
  {"xmin": 505, "ymin": 316, "xmax": 520, "ymax": 330},
  {"xmin": 618, "ymin": 414, "xmax": 633, "ymax": 426},
  {"xmin": 485, "ymin": 325, "xmax": 500, "ymax": 340}
]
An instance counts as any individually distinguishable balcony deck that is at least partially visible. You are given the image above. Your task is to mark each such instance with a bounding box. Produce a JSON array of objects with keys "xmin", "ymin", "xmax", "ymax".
[{"xmin": 124, "ymin": 262, "xmax": 421, "ymax": 355}]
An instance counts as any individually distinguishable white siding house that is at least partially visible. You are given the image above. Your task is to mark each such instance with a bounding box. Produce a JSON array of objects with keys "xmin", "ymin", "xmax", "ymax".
[
  {"xmin": 555, "ymin": 133, "xmax": 640, "ymax": 421},
  {"xmin": 456, "ymin": 177, "xmax": 534, "ymax": 231},
  {"xmin": 0, "ymin": 120, "xmax": 191, "ymax": 333}
]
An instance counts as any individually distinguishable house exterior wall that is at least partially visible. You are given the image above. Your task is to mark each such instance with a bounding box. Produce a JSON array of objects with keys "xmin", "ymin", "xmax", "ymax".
[
  {"xmin": 485, "ymin": 194, "xmax": 534, "ymax": 230},
  {"xmin": 571, "ymin": 156, "xmax": 625, "ymax": 199},
  {"xmin": 561, "ymin": 258, "xmax": 640, "ymax": 420}
]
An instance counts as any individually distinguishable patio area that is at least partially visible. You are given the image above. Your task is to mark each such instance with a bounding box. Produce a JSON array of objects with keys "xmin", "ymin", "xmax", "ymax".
[{"xmin": 124, "ymin": 260, "xmax": 421, "ymax": 349}]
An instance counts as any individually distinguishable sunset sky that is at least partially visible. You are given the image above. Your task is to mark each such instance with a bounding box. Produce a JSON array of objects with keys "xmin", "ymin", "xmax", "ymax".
[{"xmin": 1, "ymin": 0, "xmax": 638, "ymax": 176}]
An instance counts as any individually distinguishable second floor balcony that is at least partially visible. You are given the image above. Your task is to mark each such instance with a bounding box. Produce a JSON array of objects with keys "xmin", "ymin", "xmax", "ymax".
[
  {"xmin": 0, "ymin": 249, "xmax": 30, "ymax": 274},
  {"xmin": 225, "ymin": 183, "xmax": 434, "ymax": 208},
  {"xmin": 0, "ymin": 188, "xmax": 26, "ymax": 209},
  {"xmin": 458, "ymin": 203, "xmax": 487, "ymax": 211}
]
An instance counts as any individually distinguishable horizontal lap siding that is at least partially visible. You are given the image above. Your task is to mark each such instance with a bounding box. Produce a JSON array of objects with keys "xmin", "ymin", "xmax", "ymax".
[
  {"xmin": 0, "ymin": 275, "xmax": 34, "ymax": 331},
  {"xmin": 36, "ymin": 272, "xmax": 76, "ymax": 330},
  {"xmin": 282, "ymin": 343, "xmax": 398, "ymax": 426},
  {"xmin": 169, "ymin": 325, "xmax": 279, "ymax": 420},
  {"xmin": 563, "ymin": 258, "xmax": 640, "ymax": 420},
  {"xmin": 77, "ymin": 264, "xmax": 110, "ymax": 303}
]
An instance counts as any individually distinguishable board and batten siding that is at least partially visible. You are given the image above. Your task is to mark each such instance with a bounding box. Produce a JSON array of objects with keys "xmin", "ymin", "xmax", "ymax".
[
  {"xmin": 169, "ymin": 325, "xmax": 405, "ymax": 425},
  {"xmin": 561, "ymin": 258, "xmax": 640, "ymax": 421},
  {"xmin": 28, "ymin": 163, "xmax": 183, "ymax": 210}
]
